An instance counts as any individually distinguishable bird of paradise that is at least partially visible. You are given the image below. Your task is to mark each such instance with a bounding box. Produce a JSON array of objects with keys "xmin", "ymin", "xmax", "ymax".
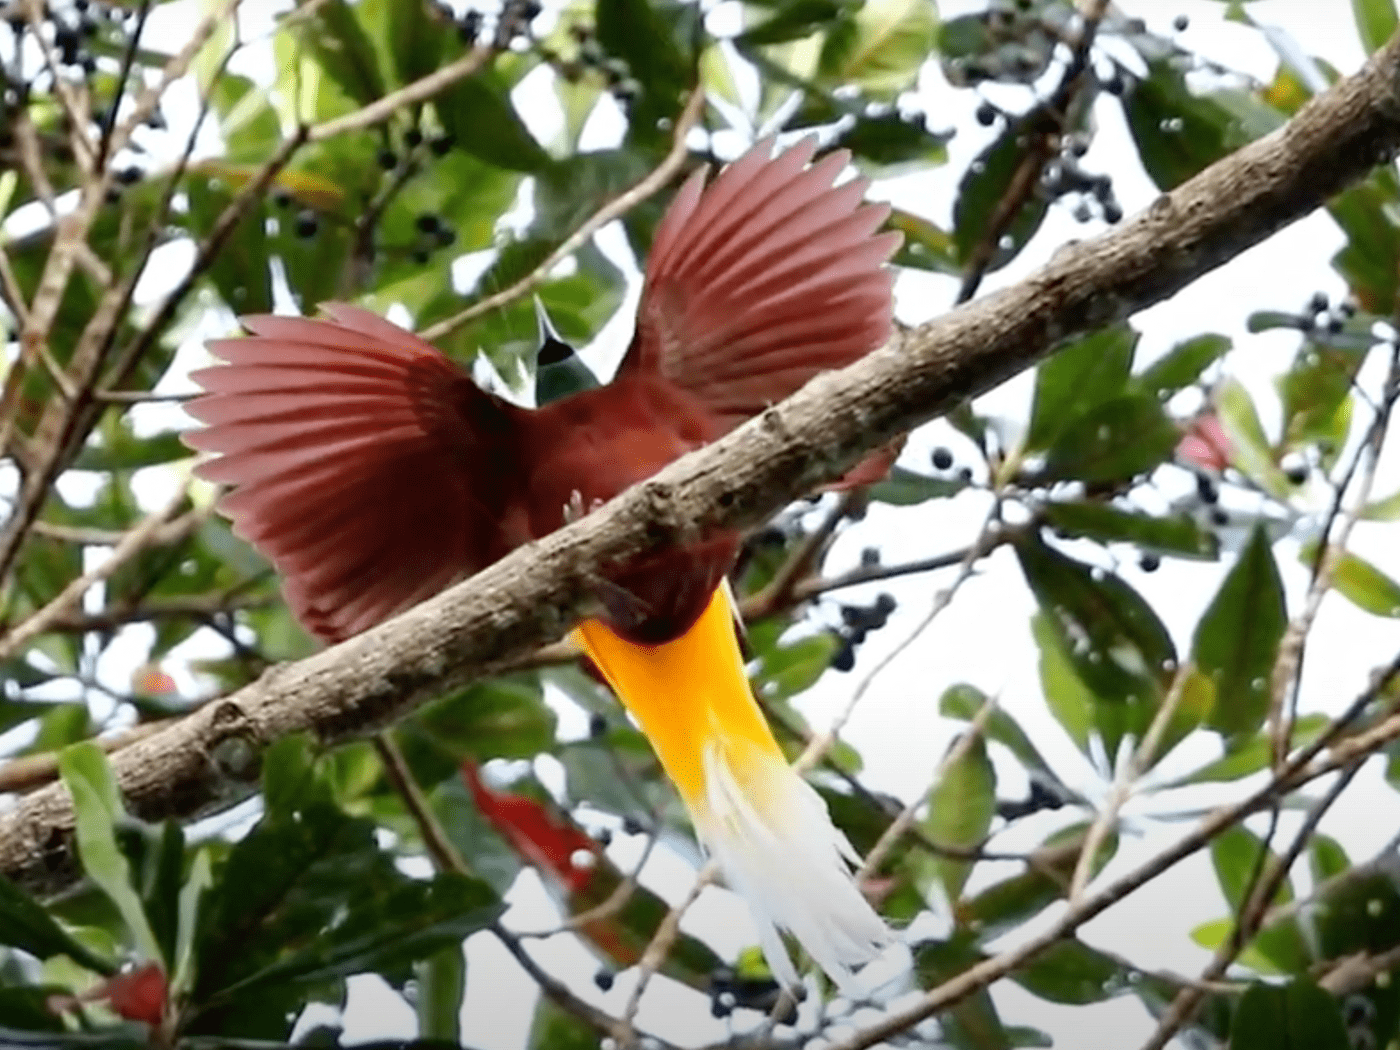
[{"xmin": 184, "ymin": 137, "xmax": 902, "ymax": 991}]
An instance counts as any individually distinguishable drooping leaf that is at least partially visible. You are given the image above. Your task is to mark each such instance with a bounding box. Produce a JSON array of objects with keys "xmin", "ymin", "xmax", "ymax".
[
  {"xmin": 1328, "ymin": 168, "xmax": 1400, "ymax": 313},
  {"xmin": 964, "ymin": 824, "xmax": 1115, "ymax": 940},
  {"xmin": 924, "ymin": 734, "xmax": 996, "ymax": 902},
  {"xmin": 953, "ymin": 120, "xmax": 1050, "ymax": 274},
  {"xmin": 1017, "ymin": 536, "xmax": 1175, "ymax": 706},
  {"xmin": 1139, "ymin": 333, "xmax": 1230, "ymax": 399},
  {"xmin": 437, "ymin": 72, "xmax": 550, "ymax": 172},
  {"xmin": 1011, "ymin": 939, "xmax": 1130, "ymax": 1005},
  {"xmin": 1043, "ymin": 502, "xmax": 1218, "ymax": 560},
  {"xmin": 1040, "ymin": 392, "xmax": 1180, "ymax": 484},
  {"xmin": 0, "ymin": 875, "xmax": 115, "ymax": 976},
  {"xmin": 737, "ymin": 0, "xmax": 845, "ymax": 46},
  {"xmin": 1352, "ymin": 0, "xmax": 1399, "ymax": 53},
  {"xmin": 1124, "ymin": 60, "xmax": 1281, "ymax": 191},
  {"xmin": 1229, "ymin": 979, "xmax": 1349, "ymax": 1050},
  {"xmin": 940, "ymin": 684, "xmax": 1059, "ymax": 781},
  {"xmin": 868, "ymin": 466, "xmax": 967, "ymax": 505},
  {"xmin": 1026, "ymin": 325, "xmax": 1138, "ymax": 450},
  {"xmin": 1314, "ymin": 547, "xmax": 1400, "ymax": 617},
  {"xmin": 57, "ymin": 744, "xmax": 163, "ymax": 967},
  {"xmin": 888, "ymin": 207, "xmax": 959, "ymax": 274},
  {"xmin": 1209, "ymin": 825, "xmax": 1310, "ymax": 973},
  {"xmin": 833, "ymin": 113, "xmax": 949, "ymax": 174},
  {"xmin": 817, "ymin": 0, "xmax": 936, "ymax": 99},
  {"xmin": 1213, "ymin": 378, "xmax": 1294, "ymax": 497},
  {"xmin": 1192, "ymin": 525, "xmax": 1287, "ymax": 740},
  {"xmin": 1029, "ymin": 611, "xmax": 1094, "ymax": 756}
]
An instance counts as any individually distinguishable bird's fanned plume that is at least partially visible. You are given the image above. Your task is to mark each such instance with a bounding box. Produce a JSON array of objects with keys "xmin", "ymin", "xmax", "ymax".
[{"xmin": 184, "ymin": 137, "xmax": 902, "ymax": 988}]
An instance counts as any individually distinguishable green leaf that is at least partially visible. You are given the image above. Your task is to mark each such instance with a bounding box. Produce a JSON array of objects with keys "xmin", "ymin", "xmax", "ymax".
[
  {"xmin": 888, "ymin": 207, "xmax": 959, "ymax": 274},
  {"xmin": 1312, "ymin": 870, "xmax": 1400, "ymax": 1045},
  {"xmin": 924, "ymin": 735, "xmax": 996, "ymax": 902},
  {"xmin": 818, "ymin": 0, "xmax": 937, "ymax": 99},
  {"xmin": 0, "ymin": 874, "xmax": 115, "ymax": 975},
  {"xmin": 58, "ymin": 744, "xmax": 163, "ymax": 965},
  {"xmin": 1192, "ymin": 524, "xmax": 1287, "ymax": 740},
  {"xmin": 379, "ymin": 0, "xmax": 443, "ymax": 87},
  {"xmin": 1353, "ymin": 0, "xmax": 1399, "ymax": 53},
  {"xmin": 303, "ymin": 0, "xmax": 385, "ymax": 106},
  {"xmin": 1139, "ymin": 334, "xmax": 1230, "ymax": 398},
  {"xmin": 1124, "ymin": 60, "xmax": 1280, "ymax": 191},
  {"xmin": 227, "ymin": 872, "xmax": 500, "ymax": 994},
  {"xmin": 185, "ymin": 173, "xmax": 272, "ymax": 315},
  {"xmin": 1209, "ymin": 825, "xmax": 1311, "ymax": 974},
  {"xmin": 1230, "ymin": 979, "xmax": 1349, "ymax": 1049},
  {"xmin": 1030, "ymin": 611, "xmax": 1094, "ymax": 755},
  {"xmin": 1308, "ymin": 834, "xmax": 1350, "ymax": 884},
  {"xmin": 868, "ymin": 466, "xmax": 967, "ymax": 505},
  {"xmin": 940, "ymin": 684, "xmax": 1060, "ymax": 780},
  {"xmin": 596, "ymin": 0, "xmax": 691, "ymax": 143},
  {"xmin": 953, "ymin": 120, "xmax": 1050, "ymax": 274},
  {"xmin": 1043, "ymin": 502, "xmax": 1219, "ymax": 560},
  {"xmin": 1319, "ymin": 548, "xmax": 1400, "ymax": 617},
  {"xmin": 74, "ymin": 430, "xmax": 191, "ymax": 472},
  {"xmin": 832, "ymin": 113, "xmax": 948, "ymax": 174},
  {"xmin": 1362, "ymin": 488, "xmax": 1400, "ymax": 520},
  {"xmin": 406, "ymin": 677, "xmax": 557, "ymax": 770},
  {"xmin": 1215, "ymin": 376, "xmax": 1293, "ymax": 497},
  {"xmin": 171, "ymin": 847, "xmax": 212, "ymax": 997},
  {"xmin": 737, "ymin": 0, "xmax": 844, "ymax": 46},
  {"xmin": 1328, "ymin": 169, "xmax": 1400, "ymax": 313},
  {"xmin": 1017, "ymin": 536, "xmax": 1175, "ymax": 706},
  {"xmin": 913, "ymin": 937, "xmax": 1019, "ymax": 1049},
  {"xmin": 964, "ymin": 824, "xmax": 1115, "ymax": 940},
  {"xmin": 753, "ymin": 632, "xmax": 836, "ymax": 702},
  {"xmin": 1012, "ymin": 939, "xmax": 1130, "ymax": 1005},
  {"xmin": 437, "ymin": 73, "xmax": 550, "ymax": 172},
  {"xmin": 1027, "ymin": 325, "xmax": 1137, "ymax": 450},
  {"xmin": 1165, "ymin": 715, "xmax": 1329, "ymax": 787},
  {"xmin": 530, "ymin": 999, "xmax": 601, "ymax": 1050},
  {"xmin": 1040, "ymin": 392, "xmax": 1180, "ymax": 484}
]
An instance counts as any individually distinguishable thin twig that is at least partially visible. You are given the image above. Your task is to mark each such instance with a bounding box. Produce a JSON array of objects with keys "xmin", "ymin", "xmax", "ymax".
[
  {"xmin": 820, "ymin": 654, "xmax": 1400, "ymax": 1050},
  {"xmin": 795, "ymin": 506, "xmax": 1001, "ymax": 775},
  {"xmin": 309, "ymin": 45, "xmax": 496, "ymax": 141},
  {"xmin": 856, "ymin": 694, "xmax": 997, "ymax": 883},
  {"xmin": 1270, "ymin": 343, "xmax": 1400, "ymax": 766},
  {"xmin": 746, "ymin": 491, "xmax": 861, "ymax": 619},
  {"xmin": 1069, "ymin": 662, "xmax": 1195, "ymax": 902},
  {"xmin": 421, "ymin": 84, "xmax": 707, "ymax": 343},
  {"xmin": 0, "ymin": 484, "xmax": 198, "ymax": 661}
]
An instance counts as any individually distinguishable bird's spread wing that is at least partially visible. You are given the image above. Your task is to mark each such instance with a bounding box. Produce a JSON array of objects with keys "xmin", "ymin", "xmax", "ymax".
[
  {"xmin": 184, "ymin": 302, "xmax": 525, "ymax": 644},
  {"xmin": 624, "ymin": 138, "xmax": 902, "ymax": 434}
]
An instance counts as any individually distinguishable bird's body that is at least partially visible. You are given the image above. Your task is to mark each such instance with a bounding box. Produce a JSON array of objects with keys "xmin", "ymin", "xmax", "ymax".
[{"xmin": 185, "ymin": 137, "xmax": 902, "ymax": 990}]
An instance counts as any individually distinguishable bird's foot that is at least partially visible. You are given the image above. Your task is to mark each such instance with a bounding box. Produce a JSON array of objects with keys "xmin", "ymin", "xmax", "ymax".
[{"xmin": 562, "ymin": 490, "xmax": 606, "ymax": 525}]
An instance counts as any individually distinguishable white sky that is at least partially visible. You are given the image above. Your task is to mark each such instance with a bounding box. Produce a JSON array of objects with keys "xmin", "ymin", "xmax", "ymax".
[{"xmin": 6, "ymin": 0, "xmax": 1396, "ymax": 1048}]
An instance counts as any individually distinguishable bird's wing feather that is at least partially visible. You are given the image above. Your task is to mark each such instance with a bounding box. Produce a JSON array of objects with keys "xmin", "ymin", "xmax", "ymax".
[
  {"xmin": 184, "ymin": 303, "xmax": 525, "ymax": 644},
  {"xmin": 624, "ymin": 138, "xmax": 902, "ymax": 433}
]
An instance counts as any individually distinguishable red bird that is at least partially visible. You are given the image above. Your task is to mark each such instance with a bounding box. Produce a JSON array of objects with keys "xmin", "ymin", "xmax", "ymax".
[{"xmin": 184, "ymin": 138, "xmax": 901, "ymax": 990}]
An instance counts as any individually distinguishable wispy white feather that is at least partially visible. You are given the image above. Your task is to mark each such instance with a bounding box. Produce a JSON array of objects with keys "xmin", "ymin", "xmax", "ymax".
[{"xmin": 692, "ymin": 735, "xmax": 891, "ymax": 993}]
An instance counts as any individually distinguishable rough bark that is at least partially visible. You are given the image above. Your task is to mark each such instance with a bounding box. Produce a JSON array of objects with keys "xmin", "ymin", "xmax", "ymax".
[{"xmin": 4, "ymin": 33, "xmax": 1400, "ymax": 893}]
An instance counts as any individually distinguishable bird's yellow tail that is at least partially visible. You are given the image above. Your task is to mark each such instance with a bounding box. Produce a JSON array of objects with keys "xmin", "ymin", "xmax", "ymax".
[{"xmin": 573, "ymin": 588, "xmax": 890, "ymax": 991}]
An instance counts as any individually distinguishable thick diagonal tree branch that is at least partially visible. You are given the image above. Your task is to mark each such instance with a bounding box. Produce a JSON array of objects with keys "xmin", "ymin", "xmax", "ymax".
[{"xmin": 3, "ymin": 32, "xmax": 1400, "ymax": 893}]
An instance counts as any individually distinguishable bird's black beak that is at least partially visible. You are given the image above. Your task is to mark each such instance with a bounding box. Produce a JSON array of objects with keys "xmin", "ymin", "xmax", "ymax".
[{"xmin": 533, "ymin": 296, "xmax": 599, "ymax": 404}]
